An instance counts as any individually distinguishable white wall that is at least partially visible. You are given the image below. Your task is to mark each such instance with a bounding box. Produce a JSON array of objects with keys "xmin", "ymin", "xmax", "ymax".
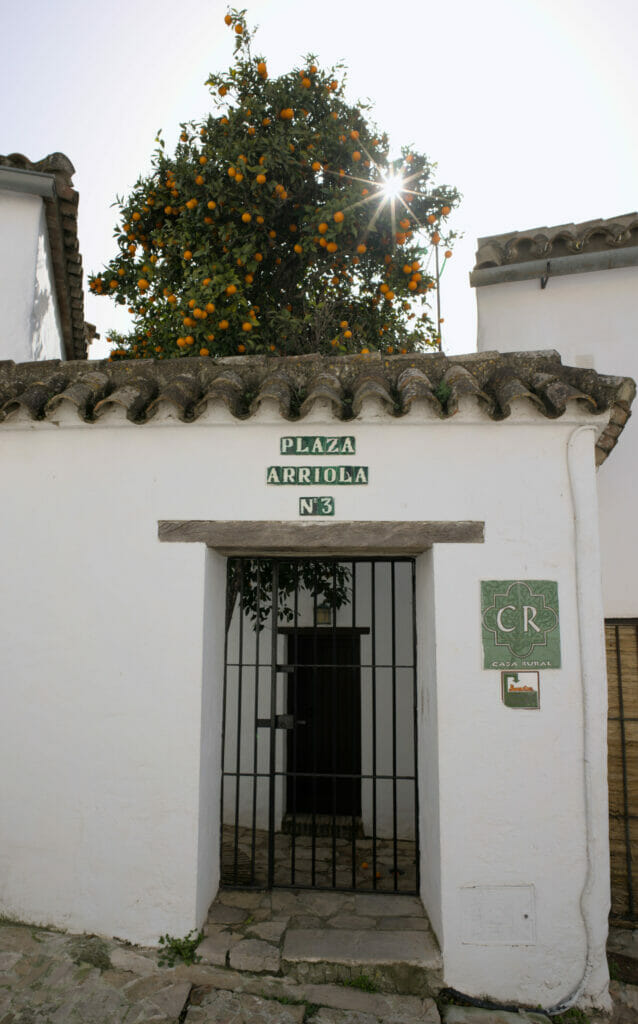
[
  {"xmin": 475, "ymin": 265, "xmax": 638, "ymax": 618},
  {"xmin": 0, "ymin": 188, "xmax": 64, "ymax": 362},
  {"xmin": 0, "ymin": 398, "xmax": 612, "ymax": 1008}
]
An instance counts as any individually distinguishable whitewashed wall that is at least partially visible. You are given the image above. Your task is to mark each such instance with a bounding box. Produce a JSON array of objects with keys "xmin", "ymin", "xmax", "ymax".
[
  {"xmin": 476, "ymin": 265, "xmax": 638, "ymax": 617},
  {"xmin": 0, "ymin": 188, "xmax": 64, "ymax": 362},
  {"xmin": 0, "ymin": 398, "xmax": 612, "ymax": 1009}
]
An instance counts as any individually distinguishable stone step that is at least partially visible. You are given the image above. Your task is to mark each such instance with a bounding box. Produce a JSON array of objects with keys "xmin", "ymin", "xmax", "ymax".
[
  {"xmin": 176, "ymin": 963, "xmax": 441, "ymax": 1022},
  {"xmin": 281, "ymin": 927, "xmax": 443, "ymax": 996}
]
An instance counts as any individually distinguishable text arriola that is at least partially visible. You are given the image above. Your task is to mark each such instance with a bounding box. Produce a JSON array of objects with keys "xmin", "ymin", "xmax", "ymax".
[{"xmin": 267, "ymin": 465, "xmax": 369, "ymax": 485}]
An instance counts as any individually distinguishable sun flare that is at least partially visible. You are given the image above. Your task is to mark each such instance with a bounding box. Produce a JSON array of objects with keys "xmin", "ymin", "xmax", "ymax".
[{"xmin": 381, "ymin": 174, "xmax": 404, "ymax": 200}]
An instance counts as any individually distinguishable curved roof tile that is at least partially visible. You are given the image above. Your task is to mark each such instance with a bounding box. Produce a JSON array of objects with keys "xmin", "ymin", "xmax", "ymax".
[{"xmin": 0, "ymin": 350, "xmax": 633, "ymax": 464}]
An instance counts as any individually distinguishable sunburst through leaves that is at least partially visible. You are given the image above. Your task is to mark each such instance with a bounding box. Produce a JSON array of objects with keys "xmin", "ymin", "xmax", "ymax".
[{"xmin": 89, "ymin": 6, "xmax": 460, "ymax": 361}]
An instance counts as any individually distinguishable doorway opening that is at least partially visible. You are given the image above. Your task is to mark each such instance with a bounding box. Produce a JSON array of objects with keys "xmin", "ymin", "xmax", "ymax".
[{"xmin": 220, "ymin": 557, "xmax": 419, "ymax": 893}]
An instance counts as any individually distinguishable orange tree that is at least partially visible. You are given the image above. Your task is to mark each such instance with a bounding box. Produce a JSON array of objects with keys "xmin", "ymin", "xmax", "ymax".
[{"xmin": 89, "ymin": 9, "xmax": 460, "ymax": 360}]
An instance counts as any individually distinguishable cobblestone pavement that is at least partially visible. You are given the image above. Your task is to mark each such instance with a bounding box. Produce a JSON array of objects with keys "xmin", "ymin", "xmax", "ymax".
[
  {"xmin": 221, "ymin": 826, "xmax": 418, "ymax": 893},
  {"xmin": 1, "ymin": 905, "xmax": 636, "ymax": 1023}
]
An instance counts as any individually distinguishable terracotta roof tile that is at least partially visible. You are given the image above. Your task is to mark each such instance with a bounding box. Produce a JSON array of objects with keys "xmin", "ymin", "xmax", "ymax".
[
  {"xmin": 0, "ymin": 351, "xmax": 633, "ymax": 465},
  {"xmin": 473, "ymin": 212, "xmax": 638, "ymax": 273}
]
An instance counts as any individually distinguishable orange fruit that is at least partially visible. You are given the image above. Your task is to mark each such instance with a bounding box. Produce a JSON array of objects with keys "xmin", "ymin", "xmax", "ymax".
[
  {"xmin": 318, "ymin": 222, "xmax": 328, "ymax": 234},
  {"xmin": 235, "ymin": 23, "xmax": 243, "ymax": 33},
  {"xmin": 262, "ymin": 117, "xmax": 271, "ymax": 126},
  {"xmin": 226, "ymin": 284, "xmax": 237, "ymax": 295},
  {"xmin": 185, "ymin": 335, "xmax": 194, "ymax": 346},
  {"xmin": 228, "ymin": 166, "xmax": 236, "ymax": 177},
  {"xmin": 199, "ymin": 155, "xmax": 207, "ymax": 165},
  {"xmin": 224, "ymin": 13, "xmax": 232, "ymax": 24},
  {"xmin": 432, "ymin": 231, "xmax": 441, "ymax": 244},
  {"xmin": 280, "ymin": 108, "xmax": 294, "ymax": 120},
  {"xmin": 361, "ymin": 347, "xmax": 369, "ymax": 354},
  {"xmin": 132, "ymin": 212, "xmax": 141, "ymax": 221},
  {"xmin": 256, "ymin": 173, "xmax": 267, "ymax": 184},
  {"xmin": 255, "ymin": 252, "xmax": 263, "ymax": 261},
  {"xmin": 310, "ymin": 64, "xmax": 317, "ymax": 73},
  {"xmin": 301, "ymin": 77, "xmax": 311, "ymax": 88},
  {"xmin": 357, "ymin": 244, "xmax": 366, "ymax": 254},
  {"xmin": 312, "ymin": 161, "xmax": 321, "ymax": 171},
  {"xmin": 445, "ymin": 249, "xmax": 453, "ymax": 258},
  {"xmin": 199, "ymin": 348, "xmax": 209, "ymax": 356},
  {"xmin": 177, "ymin": 337, "xmax": 187, "ymax": 348},
  {"xmin": 442, "ymin": 205, "xmax": 451, "ymax": 215},
  {"xmin": 327, "ymin": 241, "xmax": 338, "ymax": 252},
  {"xmin": 399, "ymin": 218, "xmax": 410, "ymax": 229},
  {"xmin": 245, "ymin": 273, "xmax": 253, "ymax": 283},
  {"xmin": 256, "ymin": 215, "xmax": 264, "ymax": 224},
  {"xmin": 195, "ymin": 175, "xmax": 204, "ymax": 185},
  {"xmin": 344, "ymin": 329, "xmax": 352, "ymax": 338},
  {"xmin": 257, "ymin": 61, "xmax": 267, "ymax": 76},
  {"xmin": 219, "ymin": 319, "xmax": 229, "ymax": 329},
  {"xmin": 379, "ymin": 283, "xmax": 389, "ymax": 294},
  {"xmin": 202, "ymin": 277, "xmax": 212, "ymax": 285},
  {"xmin": 242, "ymin": 322, "xmax": 252, "ymax": 332},
  {"xmin": 333, "ymin": 211, "xmax": 344, "ymax": 223},
  {"xmin": 183, "ymin": 250, "xmax": 192, "ymax": 260},
  {"xmin": 206, "ymin": 302, "xmax": 216, "ymax": 313},
  {"xmin": 242, "ymin": 212, "xmax": 252, "ymax": 222},
  {"xmin": 235, "ymin": 173, "xmax": 244, "ymax": 183},
  {"xmin": 294, "ymin": 243, "xmax": 302, "ymax": 254},
  {"xmin": 408, "ymin": 280, "xmax": 417, "ymax": 291},
  {"xmin": 207, "ymin": 200, "xmax": 216, "ymax": 210},
  {"xmin": 352, "ymin": 151, "xmax": 361, "ymax": 161}
]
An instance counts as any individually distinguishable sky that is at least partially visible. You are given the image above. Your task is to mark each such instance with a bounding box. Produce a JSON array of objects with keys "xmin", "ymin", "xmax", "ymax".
[{"xmin": 2, "ymin": 0, "xmax": 637, "ymax": 359}]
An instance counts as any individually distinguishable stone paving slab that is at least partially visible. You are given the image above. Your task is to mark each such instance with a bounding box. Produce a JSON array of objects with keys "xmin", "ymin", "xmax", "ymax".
[
  {"xmin": 185, "ymin": 988, "xmax": 306, "ymax": 1023},
  {"xmin": 0, "ymin": 924, "xmax": 191, "ymax": 1024},
  {"xmin": 300, "ymin": 983, "xmax": 440, "ymax": 1022},
  {"xmin": 283, "ymin": 928, "xmax": 442, "ymax": 969},
  {"xmin": 198, "ymin": 931, "xmax": 231, "ymax": 966},
  {"xmin": 229, "ymin": 937, "xmax": 280, "ymax": 972},
  {"xmin": 353, "ymin": 895, "xmax": 424, "ymax": 917},
  {"xmin": 441, "ymin": 1007, "xmax": 550, "ymax": 1024}
]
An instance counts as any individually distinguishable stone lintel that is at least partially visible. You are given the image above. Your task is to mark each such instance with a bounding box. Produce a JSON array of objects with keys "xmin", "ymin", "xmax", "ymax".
[{"xmin": 157, "ymin": 520, "xmax": 485, "ymax": 554}]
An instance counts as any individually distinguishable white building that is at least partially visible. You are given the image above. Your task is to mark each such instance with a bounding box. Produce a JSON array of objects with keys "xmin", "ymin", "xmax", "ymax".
[
  {"xmin": 1, "ymin": 161, "xmax": 636, "ymax": 1011},
  {"xmin": 472, "ymin": 212, "xmax": 638, "ymax": 928},
  {"xmin": 0, "ymin": 152, "xmax": 92, "ymax": 362}
]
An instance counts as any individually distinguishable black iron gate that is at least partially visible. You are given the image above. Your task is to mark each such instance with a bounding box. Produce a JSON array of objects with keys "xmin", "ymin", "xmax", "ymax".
[{"xmin": 220, "ymin": 557, "xmax": 420, "ymax": 893}]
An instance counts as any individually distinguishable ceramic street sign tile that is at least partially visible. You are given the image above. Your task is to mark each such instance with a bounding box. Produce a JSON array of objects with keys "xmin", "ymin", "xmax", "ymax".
[
  {"xmin": 299, "ymin": 496, "xmax": 335, "ymax": 516},
  {"xmin": 481, "ymin": 580, "xmax": 560, "ymax": 669},
  {"xmin": 502, "ymin": 670, "xmax": 541, "ymax": 709},
  {"xmin": 266, "ymin": 465, "xmax": 368, "ymax": 485},
  {"xmin": 280, "ymin": 436, "xmax": 356, "ymax": 455}
]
